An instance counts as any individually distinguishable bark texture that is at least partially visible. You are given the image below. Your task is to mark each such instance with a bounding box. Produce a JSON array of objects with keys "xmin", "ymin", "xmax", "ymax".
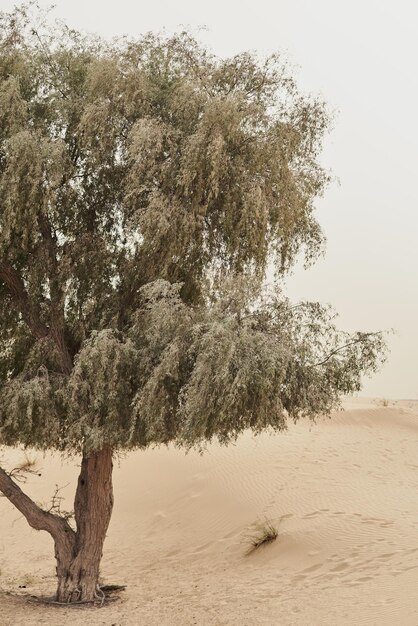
[{"xmin": 55, "ymin": 447, "xmax": 114, "ymax": 602}]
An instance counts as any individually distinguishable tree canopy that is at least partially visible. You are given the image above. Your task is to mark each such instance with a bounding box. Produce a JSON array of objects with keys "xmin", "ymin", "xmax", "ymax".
[{"xmin": 0, "ymin": 5, "xmax": 386, "ymax": 456}]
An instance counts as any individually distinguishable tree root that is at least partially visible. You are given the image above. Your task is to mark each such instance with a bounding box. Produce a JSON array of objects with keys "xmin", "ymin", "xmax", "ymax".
[
  {"xmin": 27, "ymin": 584, "xmax": 126, "ymax": 607},
  {"xmin": 94, "ymin": 584, "xmax": 105, "ymax": 607}
]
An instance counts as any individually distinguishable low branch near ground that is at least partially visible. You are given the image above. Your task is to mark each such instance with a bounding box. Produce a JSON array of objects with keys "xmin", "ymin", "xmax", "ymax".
[{"xmin": 0, "ymin": 465, "xmax": 75, "ymax": 543}]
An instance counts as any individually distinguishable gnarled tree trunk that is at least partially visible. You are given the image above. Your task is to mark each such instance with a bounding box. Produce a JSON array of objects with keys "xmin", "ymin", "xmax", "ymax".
[
  {"xmin": 55, "ymin": 447, "xmax": 114, "ymax": 602},
  {"xmin": 0, "ymin": 447, "xmax": 114, "ymax": 604}
]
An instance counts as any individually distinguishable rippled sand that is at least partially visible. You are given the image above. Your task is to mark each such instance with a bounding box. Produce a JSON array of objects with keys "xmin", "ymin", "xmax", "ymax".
[{"xmin": 1, "ymin": 398, "xmax": 418, "ymax": 625}]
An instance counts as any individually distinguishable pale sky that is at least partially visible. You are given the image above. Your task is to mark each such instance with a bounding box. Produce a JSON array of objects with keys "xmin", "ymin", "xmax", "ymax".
[{"xmin": 3, "ymin": 0, "xmax": 417, "ymax": 398}]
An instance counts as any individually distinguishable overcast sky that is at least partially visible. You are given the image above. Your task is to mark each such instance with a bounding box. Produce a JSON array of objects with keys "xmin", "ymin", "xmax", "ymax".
[{"xmin": 3, "ymin": 0, "xmax": 417, "ymax": 398}]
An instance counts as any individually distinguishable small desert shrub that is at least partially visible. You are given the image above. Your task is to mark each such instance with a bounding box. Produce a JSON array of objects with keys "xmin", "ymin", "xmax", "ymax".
[{"xmin": 244, "ymin": 520, "xmax": 279, "ymax": 555}]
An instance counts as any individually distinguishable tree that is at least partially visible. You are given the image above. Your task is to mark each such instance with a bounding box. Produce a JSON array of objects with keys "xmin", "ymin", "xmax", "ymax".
[{"xmin": 0, "ymin": 4, "xmax": 386, "ymax": 603}]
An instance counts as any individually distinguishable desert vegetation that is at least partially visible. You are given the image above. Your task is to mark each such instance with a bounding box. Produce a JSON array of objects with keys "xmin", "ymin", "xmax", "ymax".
[
  {"xmin": 0, "ymin": 3, "xmax": 386, "ymax": 605},
  {"xmin": 244, "ymin": 520, "xmax": 279, "ymax": 554}
]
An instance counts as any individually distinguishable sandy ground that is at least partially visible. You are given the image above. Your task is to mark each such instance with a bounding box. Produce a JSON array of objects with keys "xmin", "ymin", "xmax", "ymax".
[{"xmin": 1, "ymin": 397, "xmax": 418, "ymax": 625}]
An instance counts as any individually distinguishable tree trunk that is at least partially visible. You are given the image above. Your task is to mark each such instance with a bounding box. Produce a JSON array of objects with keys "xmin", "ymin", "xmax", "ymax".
[
  {"xmin": 55, "ymin": 447, "xmax": 114, "ymax": 603},
  {"xmin": 0, "ymin": 447, "xmax": 114, "ymax": 603}
]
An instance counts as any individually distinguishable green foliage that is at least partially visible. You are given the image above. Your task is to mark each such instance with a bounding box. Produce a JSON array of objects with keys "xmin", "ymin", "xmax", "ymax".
[{"xmin": 0, "ymin": 4, "xmax": 387, "ymax": 454}]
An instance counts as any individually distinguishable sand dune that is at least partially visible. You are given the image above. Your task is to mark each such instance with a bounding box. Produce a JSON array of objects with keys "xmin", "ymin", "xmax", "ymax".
[{"xmin": 1, "ymin": 398, "xmax": 418, "ymax": 625}]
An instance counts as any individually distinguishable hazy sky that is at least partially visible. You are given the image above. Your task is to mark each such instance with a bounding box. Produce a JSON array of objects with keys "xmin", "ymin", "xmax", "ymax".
[{"xmin": 3, "ymin": 0, "xmax": 417, "ymax": 398}]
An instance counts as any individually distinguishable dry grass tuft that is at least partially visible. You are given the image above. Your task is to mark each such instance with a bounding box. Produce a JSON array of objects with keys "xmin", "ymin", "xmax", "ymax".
[{"xmin": 244, "ymin": 520, "xmax": 279, "ymax": 555}]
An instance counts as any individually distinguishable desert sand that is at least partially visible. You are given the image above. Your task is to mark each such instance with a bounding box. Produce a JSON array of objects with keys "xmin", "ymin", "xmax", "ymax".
[{"xmin": 1, "ymin": 398, "xmax": 418, "ymax": 625}]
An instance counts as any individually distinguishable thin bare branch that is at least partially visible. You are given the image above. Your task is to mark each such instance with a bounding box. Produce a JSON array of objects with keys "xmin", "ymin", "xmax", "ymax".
[{"xmin": 313, "ymin": 333, "xmax": 380, "ymax": 367}]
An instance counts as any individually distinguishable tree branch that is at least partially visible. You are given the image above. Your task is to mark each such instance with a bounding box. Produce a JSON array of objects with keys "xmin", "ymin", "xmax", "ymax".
[
  {"xmin": 0, "ymin": 213, "xmax": 73, "ymax": 375},
  {"xmin": 0, "ymin": 465, "xmax": 76, "ymax": 542},
  {"xmin": 38, "ymin": 213, "xmax": 73, "ymax": 375},
  {"xmin": 0, "ymin": 258, "xmax": 49, "ymax": 340},
  {"xmin": 5, "ymin": 455, "xmax": 41, "ymax": 483},
  {"xmin": 313, "ymin": 333, "xmax": 378, "ymax": 367}
]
